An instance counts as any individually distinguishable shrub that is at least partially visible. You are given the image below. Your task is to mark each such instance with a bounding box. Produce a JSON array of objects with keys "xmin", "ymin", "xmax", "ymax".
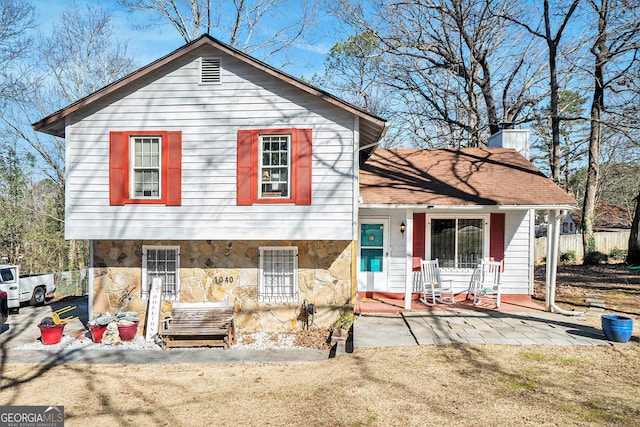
[
  {"xmin": 332, "ymin": 313, "xmax": 355, "ymax": 330},
  {"xmin": 609, "ymin": 247, "xmax": 626, "ymax": 261},
  {"xmin": 560, "ymin": 251, "xmax": 576, "ymax": 265},
  {"xmin": 584, "ymin": 251, "xmax": 608, "ymax": 265}
]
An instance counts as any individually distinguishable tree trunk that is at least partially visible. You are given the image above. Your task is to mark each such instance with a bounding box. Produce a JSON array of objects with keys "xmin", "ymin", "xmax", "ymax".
[
  {"xmin": 627, "ymin": 190, "xmax": 640, "ymax": 265},
  {"xmin": 583, "ymin": 0, "xmax": 607, "ymax": 264}
]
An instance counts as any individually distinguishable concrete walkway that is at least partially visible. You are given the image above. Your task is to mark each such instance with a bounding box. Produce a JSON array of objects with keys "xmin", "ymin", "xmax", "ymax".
[
  {"xmin": 3, "ymin": 347, "xmax": 331, "ymax": 365},
  {"xmin": 1, "ymin": 300, "xmax": 633, "ymax": 366},
  {"xmin": 354, "ymin": 309, "xmax": 618, "ymax": 347}
]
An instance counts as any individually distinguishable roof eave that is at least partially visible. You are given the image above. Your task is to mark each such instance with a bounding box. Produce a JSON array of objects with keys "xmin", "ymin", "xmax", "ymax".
[{"xmin": 359, "ymin": 203, "xmax": 578, "ymax": 211}]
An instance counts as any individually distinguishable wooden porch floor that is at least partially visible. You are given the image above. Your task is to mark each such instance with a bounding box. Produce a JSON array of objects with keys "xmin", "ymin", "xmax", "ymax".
[{"xmin": 355, "ymin": 294, "xmax": 546, "ymax": 315}]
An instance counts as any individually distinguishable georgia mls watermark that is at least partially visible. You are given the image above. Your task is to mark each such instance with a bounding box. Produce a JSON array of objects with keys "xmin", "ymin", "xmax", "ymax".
[{"xmin": 0, "ymin": 406, "xmax": 64, "ymax": 427}]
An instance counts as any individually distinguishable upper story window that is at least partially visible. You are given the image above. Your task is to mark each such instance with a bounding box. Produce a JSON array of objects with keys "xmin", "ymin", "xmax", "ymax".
[
  {"xmin": 109, "ymin": 130, "xmax": 182, "ymax": 206},
  {"xmin": 237, "ymin": 128, "xmax": 312, "ymax": 205},
  {"xmin": 259, "ymin": 134, "xmax": 290, "ymax": 199},
  {"xmin": 131, "ymin": 136, "xmax": 161, "ymax": 199}
]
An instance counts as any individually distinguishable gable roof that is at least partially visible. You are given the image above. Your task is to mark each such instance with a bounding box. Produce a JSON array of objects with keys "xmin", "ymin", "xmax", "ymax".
[
  {"xmin": 360, "ymin": 148, "xmax": 576, "ymax": 208},
  {"xmin": 32, "ymin": 34, "xmax": 388, "ymax": 153}
]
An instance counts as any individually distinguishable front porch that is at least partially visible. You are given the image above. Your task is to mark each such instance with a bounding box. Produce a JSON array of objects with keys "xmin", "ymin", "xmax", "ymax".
[{"xmin": 355, "ymin": 293, "xmax": 545, "ymax": 315}]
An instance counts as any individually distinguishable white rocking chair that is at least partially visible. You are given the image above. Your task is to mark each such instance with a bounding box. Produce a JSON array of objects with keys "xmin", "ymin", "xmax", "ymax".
[
  {"xmin": 420, "ymin": 259, "xmax": 455, "ymax": 306},
  {"xmin": 469, "ymin": 260, "xmax": 502, "ymax": 308}
]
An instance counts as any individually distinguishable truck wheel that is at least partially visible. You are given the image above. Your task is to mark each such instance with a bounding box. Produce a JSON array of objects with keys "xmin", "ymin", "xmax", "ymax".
[{"xmin": 31, "ymin": 287, "xmax": 46, "ymax": 306}]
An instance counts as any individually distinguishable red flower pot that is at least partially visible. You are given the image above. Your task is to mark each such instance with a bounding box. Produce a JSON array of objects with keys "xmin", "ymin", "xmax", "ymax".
[
  {"xmin": 88, "ymin": 323, "xmax": 108, "ymax": 343},
  {"xmin": 118, "ymin": 322, "xmax": 139, "ymax": 341},
  {"xmin": 38, "ymin": 323, "xmax": 65, "ymax": 345}
]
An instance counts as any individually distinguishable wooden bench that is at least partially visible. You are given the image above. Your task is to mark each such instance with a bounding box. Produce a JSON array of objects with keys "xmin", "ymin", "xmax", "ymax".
[{"xmin": 159, "ymin": 302, "xmax": 236, "ymax": 349}]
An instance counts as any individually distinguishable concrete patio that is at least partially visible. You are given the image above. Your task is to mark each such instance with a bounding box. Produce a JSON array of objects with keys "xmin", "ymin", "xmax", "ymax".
[{"xmin": 353, "ymin": 308, "xmax": 620, "ymax": 347}]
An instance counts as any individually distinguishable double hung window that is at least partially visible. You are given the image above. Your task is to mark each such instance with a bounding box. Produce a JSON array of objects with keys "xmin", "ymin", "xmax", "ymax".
[
  {"xmin": 109, "ymin": 130, "xmax": 182, "ymax": 205},
  {"xmin": 258, "ymin": 247, "xmax": 298, "ymax": 302},
  {"xmin": 132, "ymin": 136, "xmax": 161, "ymax": 198},
  {"xmin": 142, "ymin": 246, "xmax": 180, "ymax": 300},
  {"xmin": 237, "ymin": 128, "xmax": 312, "ymax": 205},
  {"xmin": 259, "ymin": 134, "xmax": 290, "ymax": 198}
]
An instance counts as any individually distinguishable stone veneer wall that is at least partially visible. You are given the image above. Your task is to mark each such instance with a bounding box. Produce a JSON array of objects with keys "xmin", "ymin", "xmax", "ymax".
[{"xmin": 92, "ymin": 240, "xmax": 353, "ymax": 334}]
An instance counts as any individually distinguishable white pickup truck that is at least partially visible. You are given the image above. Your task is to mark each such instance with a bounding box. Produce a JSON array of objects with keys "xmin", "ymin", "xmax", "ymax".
[{"xmin": 0, "ymin": 265, "xmax": 56, "ymax": 310}]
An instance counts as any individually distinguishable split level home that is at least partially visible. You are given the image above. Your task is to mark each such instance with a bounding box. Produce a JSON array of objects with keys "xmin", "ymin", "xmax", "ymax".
[{"xmin": 33, "ymin": 35, "xmax": 576, "ymax": 336}]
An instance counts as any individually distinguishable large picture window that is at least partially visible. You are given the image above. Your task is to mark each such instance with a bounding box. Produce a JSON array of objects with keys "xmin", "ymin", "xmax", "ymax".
[
  {"xmin": 430, "ymin": 218, "xmax": 485, "ymax": 269},
  {"xmin": 258, "ymin": 247, "xmax": 298, "ymax": 302},
  {"xmin": 142, "ymin": 246, "xmax": 180, "ymax": 300}
]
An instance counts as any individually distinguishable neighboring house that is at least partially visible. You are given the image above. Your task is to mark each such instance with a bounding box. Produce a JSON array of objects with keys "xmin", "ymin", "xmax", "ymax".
[
  {"xmin": 562, "ymin": 215, "xmax": 578, "ymax": 235},
  {"xmin": 33, "ymin": 35, "xmax": 575, "ymax": 335},
  {"xmin": 536, "ymin": 213, "xmax": 578, "ymax": 237}
]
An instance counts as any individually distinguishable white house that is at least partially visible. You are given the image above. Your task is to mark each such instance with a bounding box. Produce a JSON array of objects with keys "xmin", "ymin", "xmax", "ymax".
[{"xmin": 33, "ymin": 35, "xmax": 575, "ymax": 335}]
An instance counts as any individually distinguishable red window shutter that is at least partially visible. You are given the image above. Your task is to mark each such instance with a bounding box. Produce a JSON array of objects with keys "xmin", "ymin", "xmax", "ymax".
[
  {"xmin": 237, "ymin": 130, "xmax": 256, "ymax": 205},
  {"xmin": 413, "ymin": 213, "xmax": 426, "ymax": 271},
  {"xmin": 165, "ymin": 131, "xmax": 182, "ymax": 206},
  {"xmin": 295, "ymin": 129, "xmax": 312, "ymax": 205},
  {"xmin": 490, "ymin": 213, "xmax": 505, "ymax": 267},
  {"xmin": 109, "ymin": 131, "xmax": 127, "ymax": 205}
]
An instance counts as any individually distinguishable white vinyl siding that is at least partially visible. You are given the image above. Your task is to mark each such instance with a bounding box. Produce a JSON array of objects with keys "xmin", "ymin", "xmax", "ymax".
[
  {"xmin": 64, "ymin": 45, "xmax": 357, "ymax": 241},
  {"xmin": 258, "ymin": 246, "xmax": 298, "ymax": 302}
]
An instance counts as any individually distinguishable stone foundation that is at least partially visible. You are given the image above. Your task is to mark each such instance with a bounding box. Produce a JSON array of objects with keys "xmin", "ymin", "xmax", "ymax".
[{"xmin": 92, "ymin": 240, "xmax": 353, "ymax": 334}]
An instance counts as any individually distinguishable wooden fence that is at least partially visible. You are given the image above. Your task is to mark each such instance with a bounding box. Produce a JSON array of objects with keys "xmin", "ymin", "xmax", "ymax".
[{"xmin": 535, "ymin": 231, "xmax": 629, "ymax": 263}]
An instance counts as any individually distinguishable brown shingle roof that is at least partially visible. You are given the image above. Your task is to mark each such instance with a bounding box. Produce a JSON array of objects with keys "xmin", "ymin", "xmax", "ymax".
[{"xmin": 360, "ymin": 148, "xmax": 576, "ymax": 207}]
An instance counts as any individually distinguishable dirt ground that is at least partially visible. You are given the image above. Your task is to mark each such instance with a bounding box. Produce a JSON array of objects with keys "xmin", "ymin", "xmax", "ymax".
[
  {"xmin": 534, "ymin": 263, "xmax": 640, "ymax": 316},
  {"xmin": 2, "ymin": 263, "xmax": 639, "ymax": 426}
]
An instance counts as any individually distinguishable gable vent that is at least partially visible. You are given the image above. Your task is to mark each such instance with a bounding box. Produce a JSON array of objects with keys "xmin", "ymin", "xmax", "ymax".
[{"xmin": 201, "ymin": 58, "xmax": 221, "ymax": 84}]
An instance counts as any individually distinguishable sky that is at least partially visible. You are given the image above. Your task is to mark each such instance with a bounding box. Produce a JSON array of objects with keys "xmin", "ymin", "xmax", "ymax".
[{"xmin": 31, "ymin": 0, "xmax": 335, "ymax": 80}]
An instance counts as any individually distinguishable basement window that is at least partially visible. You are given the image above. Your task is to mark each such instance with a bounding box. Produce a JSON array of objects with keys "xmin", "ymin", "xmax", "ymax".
[
  {"xmin": 201, "ymin": 58, "xmax": 221, "ymax": 84},
  {"xmin": 258, "ymin": 247, "xmax": 298, "ymax": 302}
]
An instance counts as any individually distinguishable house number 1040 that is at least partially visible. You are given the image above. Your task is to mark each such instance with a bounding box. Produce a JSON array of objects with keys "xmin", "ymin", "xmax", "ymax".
[{"xmin": 214, "ymin": 277, "xmax": 234, "ymax": 283}]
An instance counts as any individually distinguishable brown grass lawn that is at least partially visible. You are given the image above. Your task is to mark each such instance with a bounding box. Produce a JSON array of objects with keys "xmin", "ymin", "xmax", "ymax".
[
  {"xmin": 2, "ymin": 263, "xmax": 639, "ymax": 427},
  {"xmin": 2, "ymin": 345, "xmax": 639, "ymax": 426}
]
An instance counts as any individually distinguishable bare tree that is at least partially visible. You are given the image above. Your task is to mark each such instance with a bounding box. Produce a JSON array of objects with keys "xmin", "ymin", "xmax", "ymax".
[
  {"xmin": 1, "ymin": 4, "xmax": 136, "ymax": 271},
  {"xmin": 530, "ymin": 89, "xmax": 589, "ymax": 191},
  {"xmin": 118, "ymin": 0, "xmax": 317, "ymax": 62},
  {"xmin": 498, "ymin": 0, "xmax": 580, "ymax": 184},
  {"xmin": 327, "ymin": 0, "xmax": 547, "ymax": 148},
  {"xmin": 582, "ymin": 0, "xmax": 640, "ymax": 263},
  {"xmin": 0, "ymin": 0, "xmax": 35, "ymax": 103}
]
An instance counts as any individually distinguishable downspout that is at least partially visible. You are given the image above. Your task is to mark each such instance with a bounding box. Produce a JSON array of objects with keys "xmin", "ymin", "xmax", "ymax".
[
  {"xmin": 547, "ymin": 209, "xmax": 581, "ymax": 316},
  {"xmin": 88, "ymin": 239, "xmax": 94, "ymax": 321},
  {"xmin": 352, "ymin": 116, "xmax": 360, "ymax": 312}
]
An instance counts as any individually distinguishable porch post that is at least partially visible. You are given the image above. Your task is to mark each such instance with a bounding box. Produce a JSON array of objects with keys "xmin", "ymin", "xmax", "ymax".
[
  {"xmin": 546, "ymin": 209, "xmax": 561, "ymax": 312},
  {"xmin": 404, "ymin": 209, "xmax": 413, "ymax": 310}
]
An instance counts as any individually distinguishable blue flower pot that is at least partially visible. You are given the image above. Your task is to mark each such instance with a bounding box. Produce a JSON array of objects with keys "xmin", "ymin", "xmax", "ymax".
[{"xmin": 601, "ymin": 315, "xmax": 633, "ymax": 343}]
